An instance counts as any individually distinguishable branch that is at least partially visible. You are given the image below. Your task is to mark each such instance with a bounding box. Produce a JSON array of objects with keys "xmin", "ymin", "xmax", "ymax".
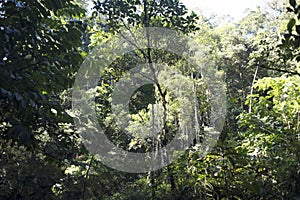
[
  {"xmin": 118, "ymin": 22, "xmax": 147, "ymax": 61},
  {"xmin": 249, "ymin": 65, "xmax": 259, "ymax": 113},
  {"xmin": 82, "ymin": 156, "xmax": 94, "ymax": 200},
  {"xmin": 259, "ymin": 64, "xmax": 300, "ymax": 76},
  {"xmin": 14, "ymin": 60, "xmax": 44, "ymax": 72}
]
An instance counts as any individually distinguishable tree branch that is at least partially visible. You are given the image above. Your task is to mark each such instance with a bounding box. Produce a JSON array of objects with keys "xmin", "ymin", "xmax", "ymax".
[
  {"xmin": 14, "ymin": 61, "xmax": 44, "ymax": 72},
  {"xmin": 259, "ymin": 64, "xmax": 300, "ymax": 76},
  {"xmin": 82, "ymin": 156, "xmax": 94, "ymax": 200}
]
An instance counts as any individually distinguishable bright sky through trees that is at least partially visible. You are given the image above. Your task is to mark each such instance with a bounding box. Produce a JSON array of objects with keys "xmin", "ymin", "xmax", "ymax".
[{"xmin": 181, "ymin": 0, "xmax": 267, "ymax": 20}]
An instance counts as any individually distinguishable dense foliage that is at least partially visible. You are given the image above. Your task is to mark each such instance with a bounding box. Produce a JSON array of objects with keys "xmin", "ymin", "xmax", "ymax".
[{"xmin": 0, "ymin": 0, "xmax": 299, "ymax": 199}]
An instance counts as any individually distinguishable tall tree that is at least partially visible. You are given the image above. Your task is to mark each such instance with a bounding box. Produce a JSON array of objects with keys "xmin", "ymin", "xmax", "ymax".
[
  {"xmin": 0, "ymin": 0, "xmax": 86, "ymax": 198},
  {"xmin": 89, "ymin": 0, "xmax": 201, "ymax": 198}
]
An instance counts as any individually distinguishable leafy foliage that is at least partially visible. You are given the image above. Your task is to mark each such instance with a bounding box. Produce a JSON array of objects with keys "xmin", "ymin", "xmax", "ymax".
[
  {"xmin": 93, "ymin": 0, "xmax": 199, "ymax": 33},
  {"xmin": 1, "ymin": 0, "xmax": 300, "ymax": 199},
  {"xmin": 0, "ymin": 0, "xmax": 88, "ymax": 198}
]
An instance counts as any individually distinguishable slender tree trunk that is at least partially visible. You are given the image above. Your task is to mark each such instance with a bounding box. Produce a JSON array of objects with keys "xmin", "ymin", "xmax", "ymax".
[
  {"xmin": 249, "ymin": 66, "xmax": 259, "ymax": 113},
  {"xmin": 82, "ymin": 156, "xmax": 93, "ymax": 200},
  {"xmin": 143, "ymin": 2, "xmax": 156, "ymax": 199},
  {"xmin": 143, "ymin": 0, "xmax": 172, "ymax": 196}
]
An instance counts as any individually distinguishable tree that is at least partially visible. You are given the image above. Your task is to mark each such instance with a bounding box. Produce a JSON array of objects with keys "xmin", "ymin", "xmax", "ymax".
[
  {"xmin": 0, "ymin": 0, "xmax": 87, "ymax": 198},
  {"xmin": 236, "ymin": 75, "xmax": 300, "ymax": 198},
  {"xmin": 93, "ymin": 0, "xmax": 198, "ymax": 33},
  {"xmin": 0, "ymin": 0, "xmax": 85, "ymax": 145},
  {"xmin": 82, "ymin": 0, "xmax": 210, "ymax": 198},
  {"xmin": 1, "ymin": 0, "xmax": 299, "ymax": 199},
  {"xmin": 281, "ymin": 0, "xmax": 300, "ymax": 64}
]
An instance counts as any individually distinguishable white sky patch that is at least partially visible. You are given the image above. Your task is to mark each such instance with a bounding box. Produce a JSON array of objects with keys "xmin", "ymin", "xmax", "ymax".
[{"xmin": 181, "ymin": 0, "xmax": 267, "ymax": 21}]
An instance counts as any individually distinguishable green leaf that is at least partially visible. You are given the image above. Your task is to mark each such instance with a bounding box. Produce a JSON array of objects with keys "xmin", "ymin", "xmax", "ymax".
[
  {"xmin": 287, "ymin": 18, "xmax": 296, "ymax": 32},
  {"xmin": 296, "ymin": 25, "xmax": 300, "ymax": 34},
  {"xmin": 1, "ymin": 88, "xmax": 9, "ymax": 95},
  {"xmin": 287, "ymin": 7, "xmax": 294, "ymax": 12},
  {"xmin": 227, "ymin": 156, "xmax": 235, "ymax": 167},
  {"xmin": 15, "ymin": 92, "xmax": 23, "ymax": 101},
  {"xmin": 294, "ymin": 37, "xmax": 300, "ymax": 48},
  {"xmin": 290, "ymin": 0, "xmax": 296, "ymax": 8}
]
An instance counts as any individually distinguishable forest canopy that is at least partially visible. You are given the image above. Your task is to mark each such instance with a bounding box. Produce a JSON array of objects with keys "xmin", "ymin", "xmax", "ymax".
[{"xmin": 0, "ymin": 0, "xmax": 299, "ymax": 199}]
